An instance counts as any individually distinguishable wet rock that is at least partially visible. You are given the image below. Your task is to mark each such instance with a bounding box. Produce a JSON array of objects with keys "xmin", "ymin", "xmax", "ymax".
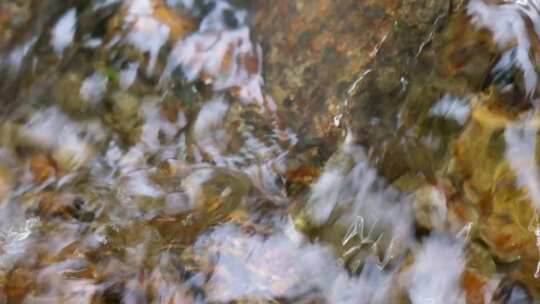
[
  {"xmin": 252, "ymin": 0, "xmax": 462, "ymax": 184},
  {"xmin": 29, "ymin": 153, "xmax": 57, "ymax": 183},
  {"xmin": 466, "ymin": 243, "xmax": 496, "ymax": 279},
  {"xmin": 444, "ymin": 95, "xmax": 539, "ymax": 268},
  {"xmin": 283, "ymin": 164, "xmax": 320, "ymax": 197},
  {"xmin": 451, "ymin": 97, "xmax": 514, "ymax": 194},
  {"xmin": 383, "ymin": 9, "xmax": 498, "ymax": 181},
  {"xmin": 104, "ymin": 91, "xmax": 142, "ymax": 146},
  {"xmin": 442, "ymin": 92, "xmax": 540, "ymax": 294},
  {"xmin": 254, "ymin": 0, "xmax": 400, "ymax": 152},
  {"xmin": 400, "ymin": 0, "xmax": 450, "ymax": 30},
  {"xmin": 54, "ymin": 72, "xmax": 89, "ymax": 114},
  {"xmin": 460, "ymin": 243, "xmax": 497, "ymax": 302},
  {"xmin": 413, "ymin": 185, "xmax": 448, "ymax": 231},
  {"xmin": 0, "ymin": 165, "xmax": 13, "ymax": 201},
  {"xmin": 182, "ymin": 167, "xmax": 252, "ymax": 214},
  {"xmin": 51, "ymin": 142, "xmax": 93, "ymax": 172},
  {"xmin": 33, "ymin": 192, "xmax": 94, "ymax": 221},
  {"xmin": 461, "ymin": 269, "xmax": 490, "ymax": 304},
  {"xmin": 5, "ymin": 267, "xmax": 35, "ymax": 303},
  {"xmin": 478, "ymin": 215, "xmax": 535, "ymax": 264}
]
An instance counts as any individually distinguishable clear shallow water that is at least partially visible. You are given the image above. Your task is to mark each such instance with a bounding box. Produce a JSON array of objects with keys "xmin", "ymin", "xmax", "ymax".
[{"xmin": 1, "ymin": 0, "xmax": 540, "ymax": 303}]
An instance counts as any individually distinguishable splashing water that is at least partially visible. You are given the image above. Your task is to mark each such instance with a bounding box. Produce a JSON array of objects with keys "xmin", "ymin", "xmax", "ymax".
[
  {"xmin": 468, "ymin": 0, "xmax": 540, "ymax": 98},
  {"xmin": 2, "ymin": 0, "xmax": 540, "ymax": 302},
  {"xmin": 51, "ymin": 8, "xmax": 77, "ymax": 56}
]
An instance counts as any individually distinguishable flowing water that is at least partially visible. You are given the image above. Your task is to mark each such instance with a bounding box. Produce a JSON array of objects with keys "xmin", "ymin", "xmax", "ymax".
[{"xmin": 1, "ymin": 0, "xmax": 540, "ymax": 303}]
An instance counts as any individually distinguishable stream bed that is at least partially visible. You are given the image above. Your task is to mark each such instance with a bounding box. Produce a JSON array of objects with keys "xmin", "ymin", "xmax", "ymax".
[{"xmin": 1, "ymin": 0, "xmax": 540, "ymax": 303}]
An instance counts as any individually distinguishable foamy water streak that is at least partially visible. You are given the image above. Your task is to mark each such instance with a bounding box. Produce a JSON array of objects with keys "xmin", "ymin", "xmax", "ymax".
[
  {"xmin": 0, "ymin": 205, "xmax": 39, "ymax": 273},
  {"xmin": 161, "ymin": 1, "xmax": 264, "ymax": 105},
  {"xmin": 192, "ymin": 222, "xmax": 397, "ymax": 303},
  {"xmin": 428, "ymin": 95, "xmax": 470, "ymax": 125},
  {"xmin": 80, "ymin": 72, "xmax": 108, "ymax": 104},
  {"xmin": 123, "ymin": 0, "xmax": 170, "ymax": 75},
  {"xmin": 3, "ymin": 37, "xmax": 37, "ymax": 74},
  {"xmin": 504, "ymin": 116, "xmax": 540, "ymax": 208},
  {"xmin": 51, "ymin": 8, "xmax": 77, "ymax": 56},
  {"xmin": 191, "ymin": 220, "xmax": 466, "ymax": 303},
  {"xmin": 505, "ymin": 114, "xmax": 540, "ymax": 279},
  {"xmin": 406, "ymin": 235, "xmax": 465, "ymax": 304},
  {"xmin": 304, "ymin": 136, "xmax": 413, "ymax": 277},
  {"xmin": 468, "ymin": 0, "xmax": 540, "ymax": 98}
]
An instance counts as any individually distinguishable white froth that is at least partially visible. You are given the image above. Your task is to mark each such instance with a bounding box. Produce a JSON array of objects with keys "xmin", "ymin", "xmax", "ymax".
[
  {"xmin": 127, "ymin": 17, "xmax": 170, "ymax": 75},
  {"xmin": 193, "ymin": 223, "xmax": 396, "ymax": 303},
  {"xmin": 80, "ymin": 72, "xmax": 108, "ymax": 104},
  {"xmin": 468, "ymin": 0, "xmax": 539, "ymax": 97},
  {"xmin": 192, "ymin": 96, "xmax": 230, "ymax": 160},
  {"xmin": 407, "ymin": 235, "xmax": 465, "ymax": 304},
  {"xmin": 5, "ymin": 37, "xmax": 37, "ymax": 73},
  {"xmin": 504, "ymin": 117, "xmax": 540, "ymax": 208},
  {"xmin": 120, "ymin": 62, "xmax": 139, "ymax": 89},
  {"xmin": 428, "ymin": 95, "xmax": 470, "ymax": 125},
  {"xmin": 51, "ymin": 9, "xmax": 77, "ymax": 56},
  {"xmin": 123, "ymin": 170, "xmax": 163, "ymax": 198},
  {"xmin": 161, "ymin": 3, "xmax": 264, "ymax": 104}
]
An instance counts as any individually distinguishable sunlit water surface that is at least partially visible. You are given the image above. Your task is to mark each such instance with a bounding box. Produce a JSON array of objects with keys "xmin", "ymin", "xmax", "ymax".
[{"xmin": 1, "ymin": 0, "xmax": 540, "ymax": 303}]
